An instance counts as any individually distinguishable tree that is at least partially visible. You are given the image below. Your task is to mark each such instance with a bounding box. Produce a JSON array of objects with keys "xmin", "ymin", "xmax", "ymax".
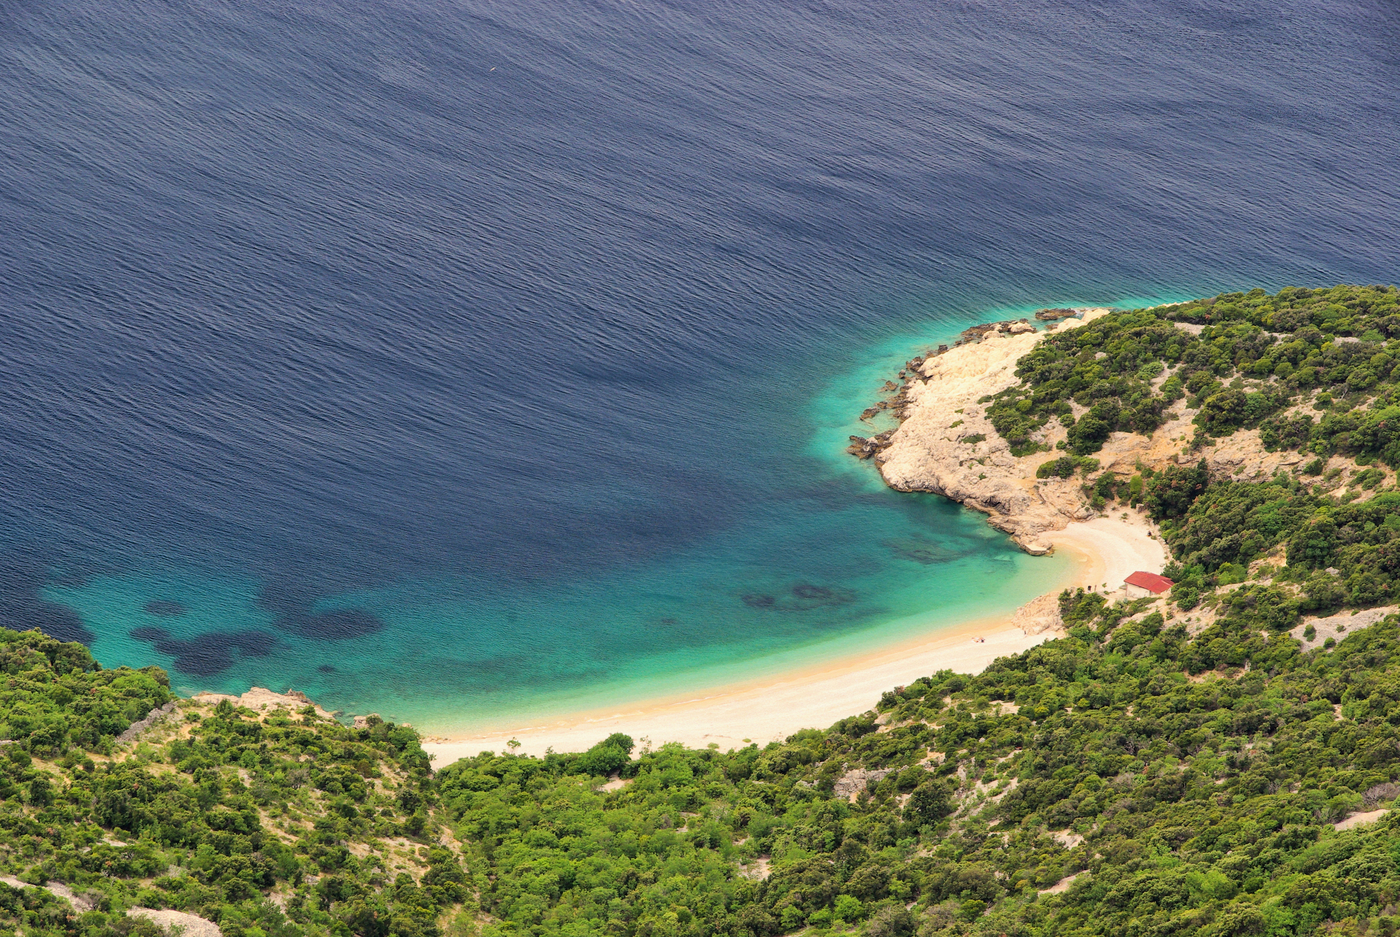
[
  {"xmin": 574, "ymin": 733, "xmax": 634, "ymax": 775},
  {"xmin": 1287, "ymin": 516, "xmax": 1338, "ymax": 569},
  {"xmin": 905, "ymin": 780, "xmax": 952, "ymax": 825},
  {"xmin": 1199, "ymin": 388, "xmax": 1248, "ymax": 435},
  {"xmin": 1145, "ymin": 460, "xmax": 1210, "ymax": 519}
]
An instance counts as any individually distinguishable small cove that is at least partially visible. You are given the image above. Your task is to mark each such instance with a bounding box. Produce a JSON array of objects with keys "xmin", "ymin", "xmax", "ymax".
[
  {"xmin": 45, "ymin": 309, "xmax": 1082, "ymax": 734},
  {"xmin": 3, "ymin": 0, "xmax": 1398, "ymax": 738}
]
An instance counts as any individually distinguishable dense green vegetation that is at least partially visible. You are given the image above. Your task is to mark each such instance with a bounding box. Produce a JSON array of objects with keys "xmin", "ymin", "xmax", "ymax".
[
  {"xmin": 987, "ymin": 285, "xmax": 1400, "ymax": 460},
  {"xmin": 10, "ymin": 286, "xmax": 1400, "ymax": 937},
  {"xmin": 987, "ymin": 309, "xmax": 1187, "ymax": 456},
  {"xmin": 0, "ymin": 629, "xmax": 453, "ymax": 937},
  {"xmin": 12, "ymin": 580, "xmax": 1400, "ymax": 937},
  {"xmin": 0, "ymin": 631, "xmax": 171, "ymax": 756}
]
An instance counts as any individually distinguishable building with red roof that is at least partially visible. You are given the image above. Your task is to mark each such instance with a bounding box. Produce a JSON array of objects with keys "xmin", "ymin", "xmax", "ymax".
[{"xmin": 1124, "ymin": 571, "xmax": 1174, "ymax": 598}]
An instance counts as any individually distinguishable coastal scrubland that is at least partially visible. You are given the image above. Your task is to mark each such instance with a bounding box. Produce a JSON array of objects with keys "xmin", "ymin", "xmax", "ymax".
[
  {"xmin": 10, "ymin": 285, "xmax": 1400, "ymax": 937},
  {"xmin": 988, "ymin": 285, "xmax": 1400, "ymax": 464}
]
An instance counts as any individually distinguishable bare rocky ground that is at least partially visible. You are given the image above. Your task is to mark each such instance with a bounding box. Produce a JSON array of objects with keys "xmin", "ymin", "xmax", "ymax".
[
  {"xmin": 190, "ymin": 687, "xmax": 335, "ymax": 719},
  {"xmin": 1290, "ymin": 605, "xmax": 1400, "ymax": 650},
  {"xmin": 856, "ymin": 309, "xmax": 1332, "ymax": 554},
  {"xmin": 0, "ymin": 876, "xmax": 99, "ymax": 913},
  {"xmin": 127, "ymin": 908, "xmax": 223, "ymax": 937},
  {"xmin": 0, "ymin": 877, "xmax": 223, "ymax": 937},
  {"xmin": 113, "ymin": 700, "xmax": 180, "ymax": 747}
]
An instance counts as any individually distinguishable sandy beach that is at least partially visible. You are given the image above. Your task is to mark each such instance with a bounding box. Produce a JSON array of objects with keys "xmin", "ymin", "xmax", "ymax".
[
  {"xmin": 423, "ymin": 313, "xmax": 1174, "ymax": 768},
  {"xmin": 421, "ymin": 619, "xmax": 1050, "ymax": 763},
  {"xmin": 1050, "ymin": 513, "xmax": 1167, "ymax": 594},
  {"xmin": 421, "ymin": 512, "xmax": 1165, "ymax": 765}
]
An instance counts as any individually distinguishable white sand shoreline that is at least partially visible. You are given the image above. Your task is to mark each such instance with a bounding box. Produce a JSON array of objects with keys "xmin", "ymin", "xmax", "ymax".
[
  {"xmin": 421, "ymin": 514, "xmax": 1164, "ymax": 766},
  {"xmin": 422, "ymin": 315, "xmax": 1170, "ymax": 767}
]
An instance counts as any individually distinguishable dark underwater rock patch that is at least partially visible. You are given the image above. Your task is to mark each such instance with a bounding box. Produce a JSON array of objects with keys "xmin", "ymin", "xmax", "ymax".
[
  {"xmin": 127, "ymin": 626, "xmax": 278, "ymax": 677},
  {"xmin": 20, "ymin": 601, "xmax": 94, "ymax": 645},
  {"xmin": 883, "ymin": 538, "xmax": 978, "ymax": 566},
  {"xmin": 789, "ymin": 584, "xmax": 856, "ymax": 609},
  {"xmin": 166, "ymin": 640, "xmax": 236, "ymax": 677},
  {"xmin": 143, "ymin": 599, "xmax": 187, "ymax": 617},
  {"xmin": 741, "ymin": 583, "xmax": 856, "ymax": 612},
  {"xmin": 257, "ymin": 581, "xmax": 383, "ymax": 640},
  {"xmin": 0, "ymin": 564, "xmax": 94, "ymax": 645},
  {"xmin": 317, "ymin": 664, "xmax": 337, "ymax": 673},
  {"xmin": 130, "ymin": 626, "xmax": 169, "ymax": 643},
  {"xmin": 224, "ymin": 631, "xmax": 277, "ymax": 657}
]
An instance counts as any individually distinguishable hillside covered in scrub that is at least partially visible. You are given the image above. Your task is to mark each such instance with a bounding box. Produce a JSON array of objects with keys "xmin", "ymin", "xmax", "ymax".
[
  {"xmin": 985, "ymin": 284, "xmax": 1400, "ymax": 615},
  {"xmin": 10, "ymin": 286, "xmax": 1400, "ymax": 937},
  {"xmin": 9, "ymin": 592, "xmax": 1400, "ymax": 937},
  {"xmin": 868, "ymin": 284, "xmax": 1400, "ymax": 554},
  {"xmin": 988, "ymin": 284, "xmax": 1400, "ymax": 463}
]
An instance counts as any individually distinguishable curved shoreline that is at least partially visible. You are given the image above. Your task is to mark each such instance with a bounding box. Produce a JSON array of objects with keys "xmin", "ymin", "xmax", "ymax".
[
  {"xmin": 421, "ymin": 617, "xmax": 1050, "ymax": 763},
  {"xmin": 421, "ymin": 520, "xmax": 1163, "ymax": 765},
  {"xmin": 423, "ymin": 314, "xmax": 1171, "ymax": 766}
]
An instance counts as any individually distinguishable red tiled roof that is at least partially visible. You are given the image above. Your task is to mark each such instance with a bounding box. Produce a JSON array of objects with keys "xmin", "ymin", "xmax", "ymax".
[{"xmin": 1124, "ymin": 571, "xmax": 1174, "ymax": 594}]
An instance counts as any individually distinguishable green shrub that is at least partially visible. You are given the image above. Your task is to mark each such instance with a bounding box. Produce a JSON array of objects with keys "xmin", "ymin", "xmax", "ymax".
[
  {"xmin": 1144, "ymin": 460, "xmax": 1210, "ymax": 520},
  {"xmin": 833, "ymin": 894, "xmax": 865, "ymax": 923}
]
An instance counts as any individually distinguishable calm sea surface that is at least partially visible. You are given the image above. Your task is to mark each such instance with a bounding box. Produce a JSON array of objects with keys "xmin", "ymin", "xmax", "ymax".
[{"xmin": 2, "ymin": 0, "xmax": 1398, "ymax": 732}]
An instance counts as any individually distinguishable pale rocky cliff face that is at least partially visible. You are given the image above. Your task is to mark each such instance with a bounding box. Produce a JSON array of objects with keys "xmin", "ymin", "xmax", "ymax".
[
  {"xmin": 870, "ymin": 309, "xmax": 1304, "ymax": 554},
  {"xmin": 876, "ymin": 312, "xmax": 1109, "ymax": 553}
]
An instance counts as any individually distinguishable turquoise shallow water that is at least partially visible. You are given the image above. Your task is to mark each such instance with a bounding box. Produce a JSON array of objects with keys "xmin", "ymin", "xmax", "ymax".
[
  {"xmin": 45, "ymin": 308, "xmax": 1089, "ymax": 734},
  {"xmin": 6, "ymin": 0, "xmax": 1399, "ymax": 741}
]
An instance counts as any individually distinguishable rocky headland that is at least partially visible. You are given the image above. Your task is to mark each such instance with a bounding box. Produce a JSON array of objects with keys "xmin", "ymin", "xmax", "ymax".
[{"xmin": 850, "ymin": 308, "xmax": 1304, "ymax": 555}]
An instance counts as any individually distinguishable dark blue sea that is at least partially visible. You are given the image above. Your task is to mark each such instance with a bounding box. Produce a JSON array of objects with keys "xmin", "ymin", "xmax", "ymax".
[{"xmin": 2, "ymin": 0, "xmax": 1398, "ymax": 732}]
